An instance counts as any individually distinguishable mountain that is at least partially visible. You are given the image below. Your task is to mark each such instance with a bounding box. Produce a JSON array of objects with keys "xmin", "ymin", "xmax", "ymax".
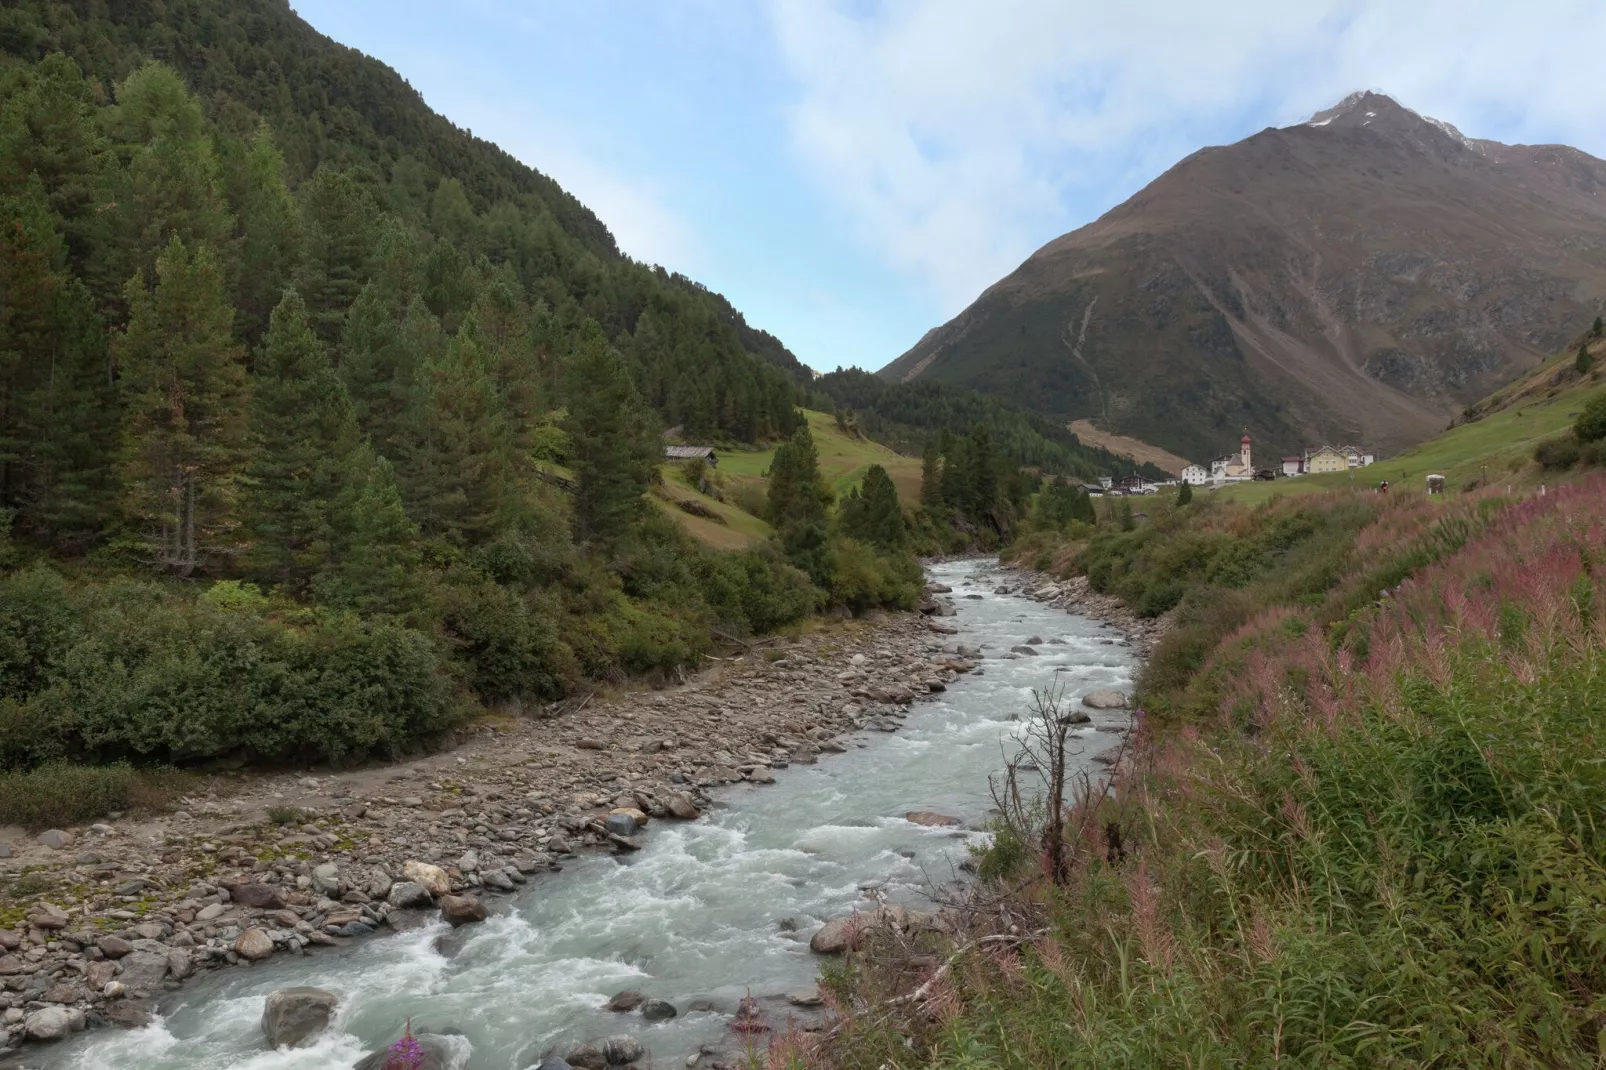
[{"xmin": 880, "ymin": 91, "xmax": 1606, "ymax": 464}]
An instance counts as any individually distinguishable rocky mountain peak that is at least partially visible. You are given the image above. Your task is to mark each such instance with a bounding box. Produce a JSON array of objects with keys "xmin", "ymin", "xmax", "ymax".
[{"xmin": 1301, "ymin": 90, "xmax": 1479, "ymax": 152}]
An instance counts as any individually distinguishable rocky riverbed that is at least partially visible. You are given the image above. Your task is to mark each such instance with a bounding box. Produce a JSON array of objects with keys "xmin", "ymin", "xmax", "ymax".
[{"xmin": 0, "ymin": 609, "xmax": 978, "ymax": 1063}]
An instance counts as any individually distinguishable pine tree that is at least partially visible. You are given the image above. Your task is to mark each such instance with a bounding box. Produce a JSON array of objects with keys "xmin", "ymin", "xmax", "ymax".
[
  {"xmin": 116, "ymin": 237, "xmax": 251, "ymax": 575},
  {"xmin": 296, "ymin": 165, "xmax": 376, "ymax": 341},
  {"xmin": 1176, "ymin": 480, "xmax": 1193, "ymax": 505},
  {"xmin": 243, "ymin": 288, "xmax": 357, "ymax": 590},
  {"xmin": 1119, "ymin": 499, "xmax": 1136, "ymax": 532},
  {"xmin": 95, "ymin": 64, "xmax": 236, "ymax": 316},
  {"xmin": 401, "ymin": 330, "xmax": 514, "ymax": 544},
  {"xmin": 1577, "ymin": 343, "xmax": 1595, "ymax": 375},
  {"xmin": 315, "ymin": 446, "xmax": 423, "ymax": 616},
  {"xmin": 0, "ymin": 176, "xmax": 114, "ymax": 544},
  {"xmin": 562, "ymin": 321, "xmax": 657, "ymax": 549},
  {"xmin": 839, "ymin": 464, "xmax": 904, "ymax": 547},
  {"xmin": 233, "ymin": 125, "xmax": 304, "ymax": 345},
  {"xmin": 767, "ymin": 423, "xmax": 830, "ymax": 583},
  {"xmin": 1594, "ymin": 316, "xmax": 1603, "ymax": 338},
  {"xmin": 919, "ymin": 441, "xmax": 942, "ymax": 509}
]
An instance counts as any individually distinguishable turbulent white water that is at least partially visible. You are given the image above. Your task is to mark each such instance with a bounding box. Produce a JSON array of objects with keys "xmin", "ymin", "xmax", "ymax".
[{"xmin": 39, "ymin": 560, "xmax": 1136, "ymax": 1070}]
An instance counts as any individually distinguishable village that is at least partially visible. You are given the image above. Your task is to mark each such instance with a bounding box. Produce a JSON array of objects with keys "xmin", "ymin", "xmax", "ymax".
[{"xmin": 1079, "ymin": 433, "xmax": 1378, "ymax": 497}]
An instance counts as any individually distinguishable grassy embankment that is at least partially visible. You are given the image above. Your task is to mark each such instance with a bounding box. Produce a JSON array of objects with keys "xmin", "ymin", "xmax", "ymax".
[{"xmin": 802, "ymin": 364, "xmax": 1606, "ymax": 1067}]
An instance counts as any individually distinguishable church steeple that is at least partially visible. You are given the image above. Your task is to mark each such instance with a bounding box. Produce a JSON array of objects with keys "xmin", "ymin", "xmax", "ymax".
[{"xmin": 1240, "ymin": 432, "xmax": 1251, "ymax": 472}]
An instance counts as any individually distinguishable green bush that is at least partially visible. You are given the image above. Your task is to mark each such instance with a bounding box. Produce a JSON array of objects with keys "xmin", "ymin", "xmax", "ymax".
[
  {"xmin": 825, "ymin": 537, "xmax": 923, "ymax": 613},
  {"xmin": 431, "ymin": 573, "xmax": 575, "ymax": 702},
  {"xmin": 1534, "ymin": 433, "xmax": 1581, "ymax": 469},
  {"xmin": 0, "ymin": 572, "xmax": 459, "ymax": 769},
  {"xmin": 1575, "ymin": 391, "xmax": 1606, "ymax": 443}
]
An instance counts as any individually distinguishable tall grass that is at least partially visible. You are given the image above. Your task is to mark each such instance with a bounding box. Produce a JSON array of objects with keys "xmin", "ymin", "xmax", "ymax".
[{"xmin": 809, "ymin": 476, "xmax": 1606, "ymax": 1069}]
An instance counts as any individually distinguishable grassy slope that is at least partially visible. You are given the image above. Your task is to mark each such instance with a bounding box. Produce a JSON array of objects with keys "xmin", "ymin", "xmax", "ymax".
[
  {"xmin": 717, "ymin": 410, "xmax": 925, "ymax": 505},
  {"xmin": 539, "ymin": 411, "xmax": 911, "ymax": 551},
  {"xmin": 1215, "ymin": 354, "xmax": 1603, "ymax": 504}
]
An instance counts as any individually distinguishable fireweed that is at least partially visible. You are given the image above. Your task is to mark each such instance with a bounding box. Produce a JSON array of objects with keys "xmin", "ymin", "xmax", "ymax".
[{"xmin": 816, "ymin": 477, "xmax": 1606, "ymax": 1069}]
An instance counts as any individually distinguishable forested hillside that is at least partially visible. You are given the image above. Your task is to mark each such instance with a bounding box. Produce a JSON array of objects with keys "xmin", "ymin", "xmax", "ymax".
[{"xmin": 0, "ymin": 1, "xmax": 873, "ymax": 781}]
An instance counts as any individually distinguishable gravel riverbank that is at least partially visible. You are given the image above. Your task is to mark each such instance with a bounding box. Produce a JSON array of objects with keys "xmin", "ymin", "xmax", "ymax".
[{"xmin": 0, "ymin": 608, "xmax": 978, "ymax": 1062}]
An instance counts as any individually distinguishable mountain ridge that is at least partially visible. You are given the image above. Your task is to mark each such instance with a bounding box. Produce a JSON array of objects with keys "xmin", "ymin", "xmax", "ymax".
[{"xmin": 881, "ymin": 91, "xmax": 1606, "ymax": 463}]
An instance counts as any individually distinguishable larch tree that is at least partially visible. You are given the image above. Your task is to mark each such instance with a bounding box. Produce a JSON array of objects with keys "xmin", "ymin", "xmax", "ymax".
[{"xmin": 115, "ymin": 237, "xmax": 251, "ymax": 575}]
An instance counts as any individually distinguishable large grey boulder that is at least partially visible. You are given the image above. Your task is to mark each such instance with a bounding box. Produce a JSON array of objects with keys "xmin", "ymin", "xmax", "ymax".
[
  {"xmin": 116, "ymin": 951, "xmax": 170, "ymax": 991},
  {"xmin": 25, "ymin": 1005, "xmax": 85, "ymax": 1040},
  {"xmin": 262, "ymin": 987, "xmax": 339, "ymax": 1048},
  {"xmin": 567, "ymin": 1035, "xmax": 644, "ymax": 1068},
  {"xmin": 1081, "ymin": 689, "xmax": 1129, "ymax": 710},
  {"xmin": 438, "ymin": 894, "xmax": 487, "ymax": 927},
  {"xmin": 387, "ymin": 881, "xmax": 433, "ymax": 909}
]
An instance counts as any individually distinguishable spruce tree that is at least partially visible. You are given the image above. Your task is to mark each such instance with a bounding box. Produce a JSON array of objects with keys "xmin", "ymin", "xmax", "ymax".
[
  {"xmin": 243, "ymin": 288, "xmax": 357, "ymax": 589},
  {"xmin": 316, "ymin": 446, "xmax": 423, "ymax": 616},
  {"xmin": 1176, "ymin": 480, "xmax": 1193, "ymax": 505},
  {"xmin": 116, "ymin": 237, "xmax": 251, "ymax": 575},
  {"xmin": 919, "ymin": 441, "xmax": 941, "ymax": 509},
  {"xmin": 839, "ymin": 464, "xmax": 904, "ymax": 547},
  {"xmin": 562, "ymin": 321, "xmax": 657, "ymax": 550},
  {"xmin": 767, "ymin": 423, "xmax": 830, "ymax": 583},
  {"xmin": 1595, "ymin": 316, "xmax": 1603, "ymax": 338},
  {"xmin": 402, "ymin": 330, "xmax": 513, "ymax": 544},
  {"xmin": 1578, "ymin": 343, "xmax": 1595, "ymax": 375},
  {"xmin": 233, "ymin": 125, "xmax": 303, "ymax": 345}
]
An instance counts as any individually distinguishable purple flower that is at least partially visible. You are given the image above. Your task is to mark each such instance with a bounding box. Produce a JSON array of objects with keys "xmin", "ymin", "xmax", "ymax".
[{"xmin": 383, "ymin": 1019, "xmax": 426, "ymax": 1070}]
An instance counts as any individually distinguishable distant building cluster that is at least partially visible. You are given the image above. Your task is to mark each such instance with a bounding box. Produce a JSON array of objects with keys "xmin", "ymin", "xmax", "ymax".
[{"xmin": 1179, "ymin": 435, "xmax": 1376, "ymax": 487}]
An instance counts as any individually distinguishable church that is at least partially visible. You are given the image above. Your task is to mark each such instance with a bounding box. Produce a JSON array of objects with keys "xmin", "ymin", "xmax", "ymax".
[{"xmin": 1209, "ymin": 434, "xmax": 1256, "ymax": 482}]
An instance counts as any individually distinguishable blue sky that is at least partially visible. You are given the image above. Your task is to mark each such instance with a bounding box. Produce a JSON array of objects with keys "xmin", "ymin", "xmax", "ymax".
[{"xmin": 293, "ymin": 0, "xmax": 1605, "ymax": 373}]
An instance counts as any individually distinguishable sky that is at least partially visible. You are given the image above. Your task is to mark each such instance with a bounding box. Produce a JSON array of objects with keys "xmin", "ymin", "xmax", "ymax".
[{"xmin": 292, "ymin": 0, "xmax": 1606, "ymax": 373}]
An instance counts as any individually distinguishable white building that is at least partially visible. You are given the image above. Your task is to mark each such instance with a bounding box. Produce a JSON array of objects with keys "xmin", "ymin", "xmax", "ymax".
[
  {"xmin": 1181, "ymin": 464, "xmax": 1209, "ymax": 485},
  {"xmin": 1281, "ymin": 456, "xmax": 1304, "ymax": 478}
]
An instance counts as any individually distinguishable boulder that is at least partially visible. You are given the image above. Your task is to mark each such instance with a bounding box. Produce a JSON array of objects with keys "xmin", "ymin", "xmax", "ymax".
[
  {"xmin": 745, "ymin": 765, "xmax": 775, "ymax": 784},
  {"xmin": 602, "ymin": 813, "xmax": 638, "ymax": 837},
  {"xmin": 639, "ymin": 998, "xmax": 677, "ymax": 1021},
  {"xmin": 608, "ymin": 806, "xmax": 648, "ymax": 828},
  {"xmin": 603, "ymin": 1035, "xmax": 644, "ymax": 1064},
  {"xmin": 24, "ymin": 1005, "xmax": 84, "ymax": 1040},
  {"xmin": 402, "ymin": 860, "xmax": 451, "ymax": 898},
  {"xmin": 96, "ymin": 934, "xmax": 134, "ymax": 958},
  {"xmin": 456, "ymin": 849, "xmax": 480, "ymax": 873},
  {"xmin": 387, "ymin": 881, "xmax": 434, "ymax": 909},
  {"xmin": 166, "ymin": 948, "xmax": 194, "ymax": 980},
  {"xmin": 666, "ymin": 793, "xmax": 700, "ymax": 820},
  {"xmin": 116, "ymin": 951, "xmax": 170, "ymax": 991},
  {"xmin": 196, "ymin": 902, "xmax": 227, "ymax": 921},
  {"xmin": 1080, "ymin": 689, "xmax": 1128, "ymax": 710},
  {"xmin": 786, "ymin": 986, "xmax": 824, "ymax": 1008},
  {"xmin": 604, "ymin": 990, "xmax": 644, "ymax": 1012},
  {"xmin": 438, "ymin": 894, "xmax": 487, "ymax": 927},
  {"xmin": 904, "ymin": 811, "xmax": 961, "ymax": 827},
  {"xmin": 36, "ymin": 828, "xmax": 72, "ymax": 849},
  {"xmin": 262, "ymin": 987, "xmax": 339, "ymax": 1048},
  {"xmin": 1010, "ymin": 645, "xmax": 1039, "ymax": 656},
  {"xmin": 311, "ymin": 863, "xmax": 341, "ymax": 895},
  {"xmin": 230, "ymin": 883, "xmax": 287, "ymax": 910},
  {"xmin": 235, "ymin": 928, "xmax": 275, "ymax": 961},
  {"xmin": 809, "ymin": 916, "xmax": 863, "ymax": 954}
]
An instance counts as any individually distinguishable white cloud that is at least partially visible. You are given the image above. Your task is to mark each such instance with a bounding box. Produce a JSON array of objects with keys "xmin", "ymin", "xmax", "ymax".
[{"xmin": 766, "ymin": 0, "xmax": 1605, "ymax": 316}]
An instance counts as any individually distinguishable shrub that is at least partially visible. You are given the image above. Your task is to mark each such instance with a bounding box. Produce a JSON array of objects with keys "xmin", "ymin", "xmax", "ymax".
[
  {"xmin": 1, "ymin": 574, "xmax": 459, "ymax": 769},
  {"xmin": 0, "ymin": 762, "xmax": 188, "ymax": 830},
  {"xmin": 1576, "ymin": 391, "xmax": 1606, "ymax": 443},
  {"xmin": 825, "ymin": 537, "xmax": 922, "ymax": 613},
  {"xmin": 1534, "ymin": 433, "xmax": 1581, "ymax": 469}
]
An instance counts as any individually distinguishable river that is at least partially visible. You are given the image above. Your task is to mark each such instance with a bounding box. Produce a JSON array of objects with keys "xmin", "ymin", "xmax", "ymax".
[{"xmin": 38, "ymin": 559, "xmax": 1136, "ymax": 1070}]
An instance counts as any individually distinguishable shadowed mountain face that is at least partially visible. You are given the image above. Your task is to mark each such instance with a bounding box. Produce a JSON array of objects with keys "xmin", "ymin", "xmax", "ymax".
[{"xmin": 880, "ymin": 92, "xmax": 1606, "ymax": 463}]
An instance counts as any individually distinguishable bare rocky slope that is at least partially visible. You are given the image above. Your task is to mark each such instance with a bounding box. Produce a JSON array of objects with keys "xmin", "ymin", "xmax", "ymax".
[{"xmin": 881, "ymin": 92, "xmax": 1606, "ymax": 463}]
